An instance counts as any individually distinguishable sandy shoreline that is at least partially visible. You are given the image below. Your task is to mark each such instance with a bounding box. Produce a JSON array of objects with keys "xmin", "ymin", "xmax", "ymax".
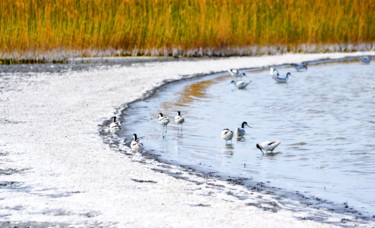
[{"xmin": 1, "ymin": 53, "xmax": 374, "ymax": 227}]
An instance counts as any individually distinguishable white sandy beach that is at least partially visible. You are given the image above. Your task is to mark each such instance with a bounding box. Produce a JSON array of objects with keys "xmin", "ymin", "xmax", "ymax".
[{"xmin": 1, "ymin": 52, "xmax": 374, "ymax": 227}]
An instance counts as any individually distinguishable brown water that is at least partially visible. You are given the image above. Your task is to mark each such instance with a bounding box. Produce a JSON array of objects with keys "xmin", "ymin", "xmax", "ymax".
[{"xmin": 122, "ymin": 60, "xmax": 375, "ymax": 216}]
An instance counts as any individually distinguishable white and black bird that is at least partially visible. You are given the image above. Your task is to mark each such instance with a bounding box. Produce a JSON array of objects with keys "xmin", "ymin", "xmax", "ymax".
[
  {"xmin": 273, "ymin": 72, "xmax": 291, "ymax": 83},
  {"xmin": 291, "ymin": 63, "xmax": 308, "ymax": 71},
  {"xmin": 361, "ymin": 56, "xmax": 371, "ymax": 64},
  {"xmin": 158, "ymin": 113, "xmax": 170, "ymax": 134},
  {"xmin": 230, "ymin": 80, "xmax": 251, "ymax": 89},
  {"xmin": 228, "ymin": 69, "xmax": 246, "ymax": 77},
  {"xmin": 270, "ymin": 67, "xmax": 279, "ymax": 77},
  {"xmin": 221, "ymin": 128, "xmax": 234, "ymax": 144},
  {"xmin": 109, "ymin": 116, "xmax": 121, "ymax": 133},
  {"xmin": 174, "ymin": 111, "xmax": 185, "ymax": 131},
  {"xmin": 256, "ymin": 141, "xmax": 281, "ymax": 154},
  {"xmin": 235, "ymin": 121, "xmax": 251, "ymax": 138},
  {"xmin": 130, "ymin": 134, "xmax": 144, "ymax": 153}
]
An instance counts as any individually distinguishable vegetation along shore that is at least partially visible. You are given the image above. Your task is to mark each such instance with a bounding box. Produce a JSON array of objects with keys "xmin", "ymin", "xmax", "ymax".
[{"xmin": 0, "ymin": 0, "xmax": 374, "ymax": 63}]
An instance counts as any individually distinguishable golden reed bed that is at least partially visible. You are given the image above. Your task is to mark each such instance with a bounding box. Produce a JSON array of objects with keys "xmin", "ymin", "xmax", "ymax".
[{"xmin": 0, "ymin": 0, "xmax": 374, "ymax": 60}]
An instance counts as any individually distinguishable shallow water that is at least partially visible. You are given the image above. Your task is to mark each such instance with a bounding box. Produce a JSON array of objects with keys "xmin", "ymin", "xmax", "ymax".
[{"xmin": 122, "ymin": 60, "xmax": 375, "ymax": 215}]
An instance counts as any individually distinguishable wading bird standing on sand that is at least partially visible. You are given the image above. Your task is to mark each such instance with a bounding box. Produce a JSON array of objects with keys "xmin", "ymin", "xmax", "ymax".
[
  {"xmin": 174, "ymin": 111, "xmax": 185, "ymax": 132},
  {"xmin": 158, "ymin": 113, "xmax": 170, "ymax": 135},
  {"xmin": 130, "ymin": 134, "xmax": 144, "ymax": 153},
  {"xmin": 109, "ymin": 116, "xmax": 121, "ymax": 133},
  {"xmin": 256, "ymin": 141, "xmax": 281, "ymax": 154},
  {"xmin": 221, "ymin": 128, "xmax": 234, "ymax": 144},
  {"xmin": 235, "ymin": 121, "xmax": 251, "ymax": 138}
]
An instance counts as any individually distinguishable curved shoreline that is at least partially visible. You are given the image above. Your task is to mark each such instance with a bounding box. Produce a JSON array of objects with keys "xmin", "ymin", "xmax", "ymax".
[
  {"xmin": 1, "ymin": 53, "xmax": 374, "ymax": 227},
  {"xmin": 104, "ymin": 55, "xmax": 375, "ymax": 226}
]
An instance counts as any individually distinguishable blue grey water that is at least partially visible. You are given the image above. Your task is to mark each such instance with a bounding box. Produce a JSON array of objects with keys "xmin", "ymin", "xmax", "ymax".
[{"xmin": 122, "ymin": 61, "xmax": 375, "ymax": 215}]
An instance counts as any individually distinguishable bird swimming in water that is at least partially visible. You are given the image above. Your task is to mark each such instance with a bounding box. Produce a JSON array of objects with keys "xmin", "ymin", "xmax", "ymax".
[
  {"xmin": 158, "ymin": 113, "xmax": 170, "ymax": 135},
  {"xmin": 270, "ymin": 67, "xmax": 279, "ymax": 77},
  {"xmin": 174, "ymin": 111, "xmax": 185, "ymax": 131},
  {"xmin": 272, "ymin": 72, "xmax": 291, "ymax": 83},
  {"xmin": 256, "ymin": 141, "xmax": 281, "ymax": 154},
  {"xmin": 291, "ymin": 63, "xmax": 308, "ymax": 71},
  {"xmin": 130, "ymin": 134, "xmax": 144, "ymax": 153},
  {"xmin": 235, "ymin": 121, "xmax": 251, "ymax": 138},
  {"xmin": 230, "ymin": 80, "xmax": 251, "ymax": 89},
  {"xmin": 109, "ymin": 116, "xmax": 121, "ymax": 133},
  {"xmin": 228, "ymin": 69, "xmax": 246, "ymax": 77},
  {"xmin": 361, "ymin": 56, "xmax": 371, "ymax": 64},
  {"xmin": 221, "ymin": 128, "xmax": 234, "ymax": 144}
]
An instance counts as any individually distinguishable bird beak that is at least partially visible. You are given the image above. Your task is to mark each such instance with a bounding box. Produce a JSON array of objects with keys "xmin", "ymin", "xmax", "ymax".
[{"xmin": 258, "ymin": 149, "xmax": 264, "ymax": 154}]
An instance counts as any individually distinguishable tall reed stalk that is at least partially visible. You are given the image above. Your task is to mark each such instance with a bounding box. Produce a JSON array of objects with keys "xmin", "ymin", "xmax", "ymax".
[{"xmin": 0, "ymin": 0, "xmax": 373, "ymax": 58}]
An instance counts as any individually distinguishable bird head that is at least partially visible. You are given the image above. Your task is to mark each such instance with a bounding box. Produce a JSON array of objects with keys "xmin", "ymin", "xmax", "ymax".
[
  {"xmin": 242, "ymin": 121, "xmax": 251, "ymax": 128},
  {"xmin": 256, "ymin": 144, "xmax": 264, "ymax": 154}
]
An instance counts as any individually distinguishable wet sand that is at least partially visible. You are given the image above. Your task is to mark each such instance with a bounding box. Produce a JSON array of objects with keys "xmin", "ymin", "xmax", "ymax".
[{"xmin": 1, "ymin": 53, "xmax": 374, "ymax": 227}]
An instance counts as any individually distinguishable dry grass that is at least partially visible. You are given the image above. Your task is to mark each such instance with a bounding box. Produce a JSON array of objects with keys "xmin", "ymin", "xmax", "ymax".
[{"xmin": 0, "ymin": 0, "xmax": 374, "ymax": 59}]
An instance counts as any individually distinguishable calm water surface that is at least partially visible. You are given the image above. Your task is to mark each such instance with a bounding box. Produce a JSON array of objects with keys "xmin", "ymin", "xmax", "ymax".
[{"xmin": 123, "ymin": 61, "xmax": 375, "ymax": 214}]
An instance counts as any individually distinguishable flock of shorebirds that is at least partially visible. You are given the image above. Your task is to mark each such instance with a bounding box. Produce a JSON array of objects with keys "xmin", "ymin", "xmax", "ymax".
[
  {"xmin": 228, "ymin": 62, "xmax": 307, "ymax": 89},
  {"xmin": 224, "ymin": 63, "xmax": 307, "ymax": 154},
  {"xmin": 109, "ymin": 56, "xmax": 372, "ymax": 155},
  {"xmin": 109, "ymin": 111, "xmax": 185, "ymax": 154}
]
